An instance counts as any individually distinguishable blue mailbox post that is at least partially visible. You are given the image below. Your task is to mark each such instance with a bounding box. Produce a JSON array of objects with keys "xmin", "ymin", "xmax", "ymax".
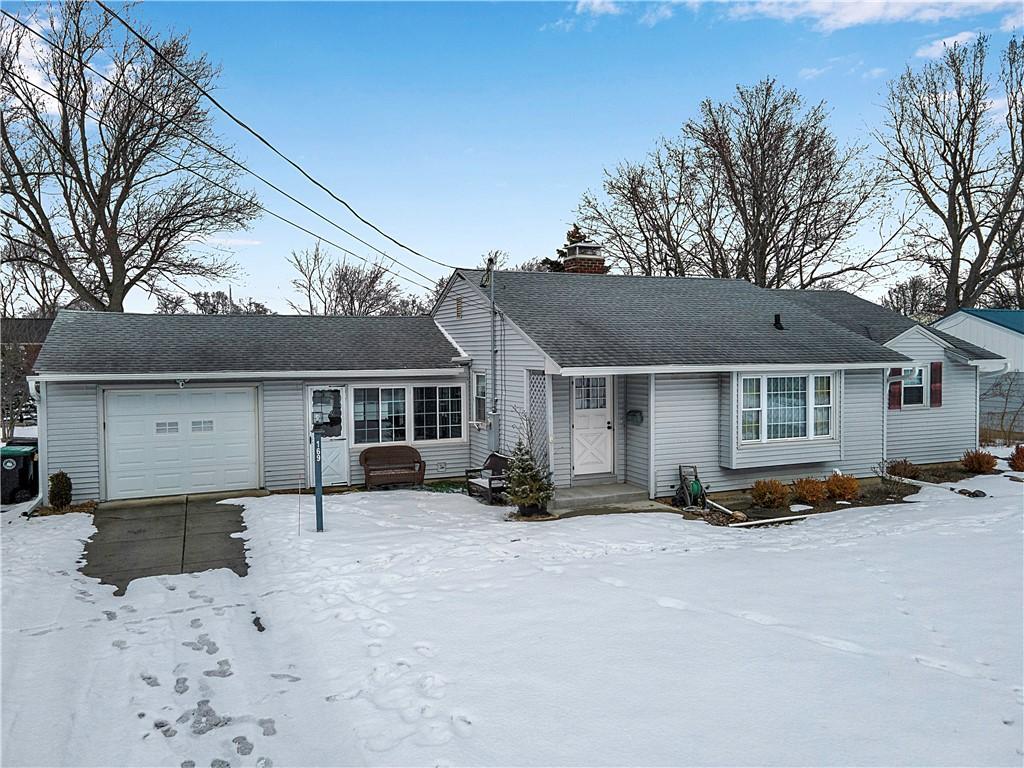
[{"xmin": 312, "ymin": 428, "xmax": 324, "ymax": 532}]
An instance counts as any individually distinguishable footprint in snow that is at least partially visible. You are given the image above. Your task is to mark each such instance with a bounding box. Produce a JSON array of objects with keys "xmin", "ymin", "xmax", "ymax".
[
  {"xmin": 417, "ymin": 673, "xmax": 447, "ymax": 700},
  {"xmin": 232, "ymin": 736, "xmax": 254, "ymax": 755},
  {"xmin": 451, "ymin": 713, "xmax": 473, "ymax": 737},
  {"xmin": 140, "ymin": 673, "xmax": 160, "ymax": 687},
  {"xmin": 413, "ymin": 641, "xmax": 436, "ymax": 658},
  {"xmin": 175, "ymin": 677, "xmax": 190, "ymax": 694},
  {"xmin": 258, "ymin": 717, "xmax": 277, "ymax": 736},
  {"xmin": 190, "ymin": 618, "xmax": 203, "ymax": 629},
  {"xmin": 270, "ymin": 673, "xmax": 300, "ymax": 682},
  {"xmin": 367, "ymin": 641, "xmax": 384, "ymax": 658},
  {"xmin": 203, "ymin": 660, "xmax": 233, "ymax": 678},
  {"xmin": 598, "ymin": 577, "xmax": 627, "ymax": 588},
  {"xmin": 112, "ymin": 640, "xmax": 128, "ymax": 650},
  {"xmin": 103, "ymin": 610, "xmax": 117, "ymax": 621},
  {"xmin": 363, "ymin": 619, "xmax": 395, "ymax": 638}
]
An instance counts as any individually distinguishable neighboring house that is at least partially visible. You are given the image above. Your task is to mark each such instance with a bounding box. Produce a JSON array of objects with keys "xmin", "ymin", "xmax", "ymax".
[
  {"xmin": 931, "ymin": 309, "xmax": 1024, "ymax": 440},
  {"xmin": 1, "ymin": 318, "xmax": 55, "ymax": 370},
  {"xmin": 28, "ymin": 244, "xmax": 1003, "ymax": 504}
]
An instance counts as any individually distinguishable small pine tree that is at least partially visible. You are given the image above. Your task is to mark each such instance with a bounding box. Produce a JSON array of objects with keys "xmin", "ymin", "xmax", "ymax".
[
  {"xmin": 49, "ymin": 471, "xmax": 73, "ymax": 509},
  {"xmin": 504, "ymin": 439, "xmax": 554, "ymax": 514}
]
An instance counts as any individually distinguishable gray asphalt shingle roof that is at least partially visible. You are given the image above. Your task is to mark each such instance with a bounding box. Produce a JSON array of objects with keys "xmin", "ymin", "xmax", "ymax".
[
  {"xmin": 35, "ymin": 311, "xmax": 463, "ymax": 374},
  {"xmin": 458, "ymin": 270, "xmax": 909, "ymax": 367},
  {"xmin": 773, "ymin": 290, "xmax": 1003, "ymax": 361}
]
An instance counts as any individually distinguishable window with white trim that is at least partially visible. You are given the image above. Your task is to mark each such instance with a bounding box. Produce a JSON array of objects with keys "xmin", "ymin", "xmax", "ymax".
[
  {"xmin": 413, "ymin": 386, "xmax": 462, "ymax": 441},
  {"xmin": 354, "ymin": 387, "xmax": 406, "ymax": 444},
  {"xmin": 474, "ymin": 373, "xmax": 487, "ymax": 423},
  {"xmin": 902, "ymin": 367, "xmax": 925, "ymax": 406},
  {"xmin": 740, "ymin": 374, "xmax": 835, "ymax": 443}
]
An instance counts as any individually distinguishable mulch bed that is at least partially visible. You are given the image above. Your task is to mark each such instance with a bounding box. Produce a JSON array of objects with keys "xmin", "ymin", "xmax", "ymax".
[{"xmin": 30, "ymin": 500, "xmax": 98, "ymax": 517}]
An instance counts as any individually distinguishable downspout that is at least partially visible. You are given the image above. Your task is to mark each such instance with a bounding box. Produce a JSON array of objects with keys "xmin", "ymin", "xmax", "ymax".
[
  {"xmin": 488, "ymin": 258, "xmax": 499, "ymax": 452},
  {"xmin": 881, "ymin": 369, "xmax": 888, "ymax": 466}
]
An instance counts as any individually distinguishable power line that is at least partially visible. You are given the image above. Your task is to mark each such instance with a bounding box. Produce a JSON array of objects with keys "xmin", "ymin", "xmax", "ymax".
[
  {"xmin": 2, "ymin": 70, "xmax": 436, "ymax": 293},
  {"xmin": 0, "ymin": 8, "xmax": 443, "ymax": 287},
  {"xmin": 94, "ymin": 0, "xmax": 456, "ymax": 271}
]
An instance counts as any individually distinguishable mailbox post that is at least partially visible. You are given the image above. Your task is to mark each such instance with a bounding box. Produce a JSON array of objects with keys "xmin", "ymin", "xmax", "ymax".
[{"xmin": 312, "ymin": 428, "xmax": 324, "ymax": 532}]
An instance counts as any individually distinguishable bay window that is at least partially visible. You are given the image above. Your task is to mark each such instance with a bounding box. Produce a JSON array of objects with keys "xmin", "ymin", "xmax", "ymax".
[{"xmin": 740, "ymin": 373, "xmax": 835, "ymax": 443}]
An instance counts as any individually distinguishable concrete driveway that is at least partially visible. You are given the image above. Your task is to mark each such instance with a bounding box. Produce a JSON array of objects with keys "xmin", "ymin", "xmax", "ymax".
[{"xmin": 82, "ymin": 494, "xmax": 253, "ymax": 595}]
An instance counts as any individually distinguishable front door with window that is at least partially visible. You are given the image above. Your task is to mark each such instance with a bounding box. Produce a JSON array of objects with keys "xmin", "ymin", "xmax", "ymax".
[
  {"xmin": 307, "ymin": 385, "xmax": 348, "ymax": 486},
  {"xmin": 572, "ymin": 376, "xmax": 613, "ymax": 475}
]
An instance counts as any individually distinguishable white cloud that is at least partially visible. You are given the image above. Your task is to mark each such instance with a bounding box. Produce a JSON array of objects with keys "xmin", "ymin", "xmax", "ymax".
[
  {"xmin": 798, "ymin": 65, "xmax": 831, "ymax": 79},
  {"xmin": 863, "ymin": 66, "xmax": 887, "ymax": 79},
  {"xmin": 575, "ymin": 0, "xmax": 622, "ymax": 16},
  {"xmin": 914, "ymin": 31, "xmax": 977, "ymax": 58},
  {"xmin": 639, "ymin": 3, "xmax": 675, "ymax": 26},
  {"xmin": 201, "ymin": 236, "xmax": 263, "ymax": 248},
  {"xmin": 727, "ymin": 1, "xmax": 1019, "ymax": 32},
  {"xmin": 1002, "ymin": 10, "xmax": 1022, "ymax": 31}
]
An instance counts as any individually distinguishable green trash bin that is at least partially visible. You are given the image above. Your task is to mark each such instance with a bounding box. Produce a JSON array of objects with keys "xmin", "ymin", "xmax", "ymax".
[{"xmin": 1, "ymin": 444, "xmax": 38, "ymax": 505}]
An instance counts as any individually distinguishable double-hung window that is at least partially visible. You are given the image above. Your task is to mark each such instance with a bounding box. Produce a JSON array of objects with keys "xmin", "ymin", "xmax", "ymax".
[
  {"xmin": 474, "ymin": 373, "xmax": 487, "ymax": 423},
  {"xmin": 902, "ymin": 367, "xmax": 925, "ymax": 406},
  {"xmin": 413, "ymin": 386, "xmax": 463, "ymax": 441},
  {"xmin": 740, "ymin": 373, "xmax": 835, "ymax": 443},
  {"xmin": 353, "ymin": 387, "xmax": 406, "ymax": 444}
]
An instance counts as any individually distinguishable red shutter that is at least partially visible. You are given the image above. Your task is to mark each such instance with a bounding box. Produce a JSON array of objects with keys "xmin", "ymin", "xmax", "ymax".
[
  {"xmin": 930, "ymin": 361, "xmax": 943, "ymax": 407},
  {"xmin": 888, "ymin": 368, "xmax": 902, "ymax": 410}
]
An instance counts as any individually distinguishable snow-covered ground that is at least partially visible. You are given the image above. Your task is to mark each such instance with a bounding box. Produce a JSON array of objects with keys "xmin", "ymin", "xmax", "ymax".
[{"xmin": 3, "ymin": 457, "xmax": 1022, "ymax": 767}]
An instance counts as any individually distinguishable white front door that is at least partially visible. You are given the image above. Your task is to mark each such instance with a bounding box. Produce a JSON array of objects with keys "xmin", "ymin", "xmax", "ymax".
[
  {"xmin": 307, "ymin": 385, "xmax": 349, "ymax": 487},
  {"xmin": 572, "ymin": 376, "xmax": 613, "ymax": 476}
]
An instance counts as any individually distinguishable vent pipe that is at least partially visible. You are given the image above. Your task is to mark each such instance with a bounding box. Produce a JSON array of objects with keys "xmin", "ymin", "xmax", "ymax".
[{"xmin": 774, "ymin": 313, "xmax": 785, "ymax": 330}]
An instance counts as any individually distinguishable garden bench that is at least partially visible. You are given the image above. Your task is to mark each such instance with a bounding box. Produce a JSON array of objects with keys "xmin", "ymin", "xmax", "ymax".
[
  {"xmin": 465, "ymin": 452, "xmax": 510, "ymax": 504},
  {"xmin": 359, "ymin": 445, "xmax": 426, "ymax": 490}
]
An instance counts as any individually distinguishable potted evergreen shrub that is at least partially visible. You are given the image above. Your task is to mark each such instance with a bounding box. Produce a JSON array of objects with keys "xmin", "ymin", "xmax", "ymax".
[{"xmin": 504, "ymin": 439, "xmax": 554, "ymax": 517}]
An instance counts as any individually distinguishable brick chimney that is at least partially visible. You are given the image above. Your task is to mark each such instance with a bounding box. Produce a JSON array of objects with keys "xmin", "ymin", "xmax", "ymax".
[{"xmin": 559, "ymin": 240, "xmax": 606, "ymax": 274}]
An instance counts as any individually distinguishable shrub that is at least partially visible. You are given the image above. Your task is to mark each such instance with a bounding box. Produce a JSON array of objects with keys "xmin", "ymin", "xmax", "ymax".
[
  {"xmin": 1009, "ymin": 445, "xmax": 1024, "ymax": 472},
  {"xmin": 48, "ymin": 471, "xmax": 72, "ymax": 509},
  {"xmin": 961, "ymin": 449, "xmax": 997, "ymax": 474},
  {"xmin": 751, "ymin": 479, "xmax": 788, "ymax": 508},
  {"xmin": 790, "ymin": 477, "xmax": 827, "ymax": 505},
  {"xmin": 886, "ymin": 458, "xmax": 920, "ymax": 480},
  {"xmin": 825, "ymin": 473, "xmax": 860, "ymax": 501}
]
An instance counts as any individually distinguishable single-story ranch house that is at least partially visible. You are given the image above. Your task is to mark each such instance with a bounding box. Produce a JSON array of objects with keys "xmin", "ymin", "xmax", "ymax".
[{"xmin": 29, "ymin": 243, "xmax": 1004, "ymax": 504}]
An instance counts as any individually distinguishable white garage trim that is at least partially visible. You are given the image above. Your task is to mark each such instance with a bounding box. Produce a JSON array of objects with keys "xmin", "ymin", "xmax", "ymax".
[{"xmin": 100, "ymin": 385, "xmax": 262, "ymax": 501}]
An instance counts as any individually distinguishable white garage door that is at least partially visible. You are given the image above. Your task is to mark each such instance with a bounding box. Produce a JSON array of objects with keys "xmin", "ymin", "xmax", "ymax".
[{"xmin": 104, "ymin": 387, "xmax": 259, "ymax": 500}]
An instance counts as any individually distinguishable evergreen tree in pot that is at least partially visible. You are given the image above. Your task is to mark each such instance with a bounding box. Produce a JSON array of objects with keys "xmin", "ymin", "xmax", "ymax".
[{"xmin": 504, "ymin": 439, "xmax": 554, "ymax": 516}]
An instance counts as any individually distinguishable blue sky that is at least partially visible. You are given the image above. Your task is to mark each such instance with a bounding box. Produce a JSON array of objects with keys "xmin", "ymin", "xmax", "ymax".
[{"xmin": 42, "ymin": 2, "xmax": 1024, "ymax": 309}]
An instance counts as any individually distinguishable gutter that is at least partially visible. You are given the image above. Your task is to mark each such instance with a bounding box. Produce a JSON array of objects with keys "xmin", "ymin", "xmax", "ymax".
[
  {"xmin": 27, "ymin": 367, "xmax": 466, "ymax": 384},
  {"xmin": 553, "ymin": 360, "xmax": 909, "ymax": 377}
]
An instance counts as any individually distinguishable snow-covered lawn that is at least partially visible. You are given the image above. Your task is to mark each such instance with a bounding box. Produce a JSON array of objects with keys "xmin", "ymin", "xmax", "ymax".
[{"xmin": 3, "ymin": 462, "xmax": 1022, "ymax": 767}]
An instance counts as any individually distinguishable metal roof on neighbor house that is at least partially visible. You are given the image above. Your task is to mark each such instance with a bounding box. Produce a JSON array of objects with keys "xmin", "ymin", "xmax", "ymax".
[
  {"xmin": 773, "ymin": 289, "xmax": 1003, "ymax": 361},
  {"xmin": 959, "ymin": 308, "xmax": 1024, "ymax": 335},
  {"xmin": 34, "ymin": 311, "xmax": 464, "ymax": 375},
  {"xmin": 456, "ymin": 270, "xmax": 909, "ymax": 368}
]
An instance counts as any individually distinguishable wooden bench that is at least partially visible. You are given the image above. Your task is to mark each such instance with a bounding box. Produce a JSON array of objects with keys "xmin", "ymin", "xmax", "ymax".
[
  {"xmin": 359, "ymin": 446, "xmax": 426, "ymax": 490},
  {"xmin": 465, "ymin": 453, "xmax": 510, "ymax": 504}
]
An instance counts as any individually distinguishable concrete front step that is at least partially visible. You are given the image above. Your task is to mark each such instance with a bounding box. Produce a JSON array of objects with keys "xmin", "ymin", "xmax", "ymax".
[{"xmin": 549, "ymin": 482, "xmax": 649, "ymax": 512}]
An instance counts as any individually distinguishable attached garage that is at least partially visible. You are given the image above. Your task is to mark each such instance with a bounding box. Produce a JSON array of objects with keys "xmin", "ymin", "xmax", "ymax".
[{"xmin": 104, "ymin": 387, "xmax": 259, "ymax": 500}]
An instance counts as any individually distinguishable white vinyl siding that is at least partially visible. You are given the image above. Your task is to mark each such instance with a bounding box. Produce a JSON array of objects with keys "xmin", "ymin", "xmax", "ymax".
[
  {"xmin": 44, "ymin": 382, "xmax": 100, "ymax": 502},
  {"xmin": 433, "ymin": 275, "xmax": 546, "ymax": 468},
  {"xmin": 623, "ymin": 374, "xmax": 650, "ymax": 491},
  {"xmin": 886, "ymin": 327, "xmax": 979, "ymax": 463},
  {"xmin": 655, "ymin": 370, "xmax": 882, "ymax": 495},
  {"xmin": 263, "ymin": 380, "xmax": 306, "ymax": 491}
]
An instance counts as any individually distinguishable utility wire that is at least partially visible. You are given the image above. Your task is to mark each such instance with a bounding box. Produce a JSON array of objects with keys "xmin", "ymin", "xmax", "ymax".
[
  {"xmin": 94, "ymin": 0, "xmax": 456, "ymax": 270},
  {"xmin": 0, "ymin": 9, "xmax": 442, "ymax": 287},
  {"xmin": 3, "ymin": 70, "xmax": 435, "ymax": 293}
]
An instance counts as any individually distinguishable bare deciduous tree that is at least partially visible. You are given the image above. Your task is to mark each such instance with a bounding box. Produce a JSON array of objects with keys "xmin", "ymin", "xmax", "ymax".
[
  {"xmin": 287, "ymin": 241, "xmax": 427, "ymax": 316},
  {"xmin": 578, "ymin": 79, "xmax": 892, "ymax": 287},
  {"xmin": 877, "ymin": 35, "xmax": 1023, "ymax": 312},
  {"xmin": 880, "ymin": 274, "xmax": 945, "ymax": 321},
  {"xmin": 155, "ymin": 289, "xmax": 271, "ymax": 315},
  {"xmin": 0, "ymin": 2, "xmax": 259, "ymax": 311}
]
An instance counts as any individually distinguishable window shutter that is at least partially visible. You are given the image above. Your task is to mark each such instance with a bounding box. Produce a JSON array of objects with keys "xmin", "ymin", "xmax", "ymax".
[
  {"xmin": 930, "ymin": 362, "xmax": 943, "ymax": 407},
  {"xmin": 888, "ymin": 368, "xmax": 902, "ymax": 410}
]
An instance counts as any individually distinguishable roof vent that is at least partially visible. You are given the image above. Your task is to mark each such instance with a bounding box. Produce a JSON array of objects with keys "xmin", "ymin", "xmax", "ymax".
[{"xmin": 774, "ymin": 313, "xmax": 785, "ymax": 330}]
